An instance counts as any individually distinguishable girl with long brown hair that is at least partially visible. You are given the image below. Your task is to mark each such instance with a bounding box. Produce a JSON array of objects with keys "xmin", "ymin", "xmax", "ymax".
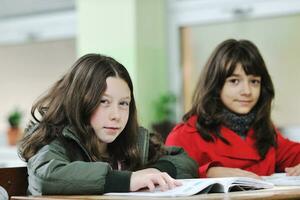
[{"xmin": 18, "ymin": 54, "xmax": 197, "ymax": 195}]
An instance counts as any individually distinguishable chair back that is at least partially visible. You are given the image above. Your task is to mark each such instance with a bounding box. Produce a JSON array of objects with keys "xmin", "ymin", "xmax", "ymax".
[{"xmin": 0, "ymin": 167, "xmax": 28, "ymax": 198}]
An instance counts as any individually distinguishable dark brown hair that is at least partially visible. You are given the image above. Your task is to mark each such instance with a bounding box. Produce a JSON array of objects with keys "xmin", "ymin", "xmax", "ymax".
[
  {"xmin": 18, "ymin": 54, "xmax": 142, "ymax": 169},
  {"xmin": 184, "ymin": 39, "xmax": 276, "ymax": 159}
]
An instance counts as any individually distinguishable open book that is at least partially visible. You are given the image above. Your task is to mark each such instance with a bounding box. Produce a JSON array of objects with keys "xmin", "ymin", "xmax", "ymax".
[
  {"xmin": 262, "ymin": 173, "xmax": 300, "ymax": 186},
  {"xmin": 104, "ymin": 177, "xmax": 273, "ymax": 197}
]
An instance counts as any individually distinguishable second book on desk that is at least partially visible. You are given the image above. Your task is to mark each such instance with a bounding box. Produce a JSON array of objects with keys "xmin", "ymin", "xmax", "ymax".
[{"xmin": 104, "ymin": 177, "xmax": 274, "ymax": 197}]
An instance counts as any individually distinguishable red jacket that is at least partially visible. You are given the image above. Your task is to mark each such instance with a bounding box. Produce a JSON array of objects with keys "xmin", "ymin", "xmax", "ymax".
[{"xmin": 165, "ymin": 115, "xmax": 300, "ymax": 178}]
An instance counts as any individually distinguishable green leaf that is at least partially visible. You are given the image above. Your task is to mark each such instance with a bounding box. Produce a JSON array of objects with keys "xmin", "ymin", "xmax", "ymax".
[
  {"xmin": 8, "ymin": 109, "xmax": 22, "ymax": 128},
  {"xmin": 153, "ymin": 92, "xmax": 176, "ymax": 123}
]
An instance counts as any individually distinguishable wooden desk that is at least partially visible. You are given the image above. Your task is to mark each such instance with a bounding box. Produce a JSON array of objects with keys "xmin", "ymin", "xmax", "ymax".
[{"xmin": 11, "ymin": 186, "xmax": 300, "ymax": 200}]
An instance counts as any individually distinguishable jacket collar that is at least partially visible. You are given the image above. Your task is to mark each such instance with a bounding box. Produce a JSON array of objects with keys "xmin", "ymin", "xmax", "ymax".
[
  {"xmin": 137, "ymin": 127, "xmax": 149, "ymax": 165},
  {"xmin": 216, "ymin": 126, "xmax": 260, "ymax": 161},
  {"xmin": 61, "ymin": 126, "xmax": 93, "ymax": 161}
]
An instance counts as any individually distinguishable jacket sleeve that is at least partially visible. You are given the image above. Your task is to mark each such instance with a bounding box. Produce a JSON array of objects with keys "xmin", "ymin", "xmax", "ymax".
[
  {"xmin": 154, "ymin": 146, "xmax": 198, "ymax": 179},
  {"xmin": 27, "ymin": 140, "xmax": 131, "ymax": 195},
  {"xmin": 275, "ymin": 131, "xmax": 300, "ymax": 172},
  {"xmin": 165, "ymin": 124, "xmax": 222, "ymax": 178},
  {"xmin": 139, "ymin": 126, "xmax": 198, "ymax": 179}
]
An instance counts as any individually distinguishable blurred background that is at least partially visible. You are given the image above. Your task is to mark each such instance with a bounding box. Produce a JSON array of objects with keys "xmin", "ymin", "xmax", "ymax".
[{"xmin": 1, "ymin": 0, "xmax": 300, "ymax": 166}]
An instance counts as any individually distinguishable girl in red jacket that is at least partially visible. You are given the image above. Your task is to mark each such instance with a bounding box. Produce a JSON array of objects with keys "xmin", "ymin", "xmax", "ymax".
[{"xmin": 166, "ymin": 39, "xmax": 300, "ymax": 179}]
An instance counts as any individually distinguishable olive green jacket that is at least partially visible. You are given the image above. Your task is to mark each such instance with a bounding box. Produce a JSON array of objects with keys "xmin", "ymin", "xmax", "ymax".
[{"xmin": 27, "ymin": 127, "xmax": 197, "ymax": 195}]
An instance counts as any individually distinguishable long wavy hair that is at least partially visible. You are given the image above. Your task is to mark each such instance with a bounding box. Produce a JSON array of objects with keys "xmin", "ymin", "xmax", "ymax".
[
  {"xmin": 18, "ymin": 54, "xmax": 142, "ymax": 169},
  {"xmin": 184, "ymin": 39, "xmax": 276, "ymax": 159}
]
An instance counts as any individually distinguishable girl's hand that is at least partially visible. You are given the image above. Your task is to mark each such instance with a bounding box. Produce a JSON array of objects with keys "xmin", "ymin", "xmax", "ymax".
[
  {"xmin": 130, "ymin": 168, "xmax": 182, "ymax": 192},
  {"xmin": 207, "ymin": 166, "xmax": 261, "ymax": 179},
  {"xmin": 285, "ymin": 164, "xmax": 300, "ymax": 176}
]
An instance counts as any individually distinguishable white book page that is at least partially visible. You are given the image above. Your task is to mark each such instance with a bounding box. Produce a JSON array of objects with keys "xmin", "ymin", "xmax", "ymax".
[
  {"xmin": 262, "ymin": 173, "xmax": 300, "ymax": 186},
  {"xmin": 104, "ymin": 179, "xmax": 218, "ymax": 197}
]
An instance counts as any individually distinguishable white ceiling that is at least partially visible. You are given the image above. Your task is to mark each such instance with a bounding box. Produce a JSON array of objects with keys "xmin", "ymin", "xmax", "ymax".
[{"xmin": 0, "ymin": 0, "xmax": 75, "ymax": 19}]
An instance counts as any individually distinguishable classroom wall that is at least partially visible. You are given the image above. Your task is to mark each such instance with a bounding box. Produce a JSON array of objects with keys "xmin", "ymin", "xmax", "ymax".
[
  {"xmin": 135, "ymin": 0, "xmax": 168, "ymax": 127},
  {"xmin": 0, "ymin": 39, "xmax": 76, "ymax": 144}
]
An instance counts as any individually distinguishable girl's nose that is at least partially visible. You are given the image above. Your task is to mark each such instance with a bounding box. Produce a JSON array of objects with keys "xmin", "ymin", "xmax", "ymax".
[
  {"xmin": 109, "ymin": 106, "xmax": 121, "ymax": 120},
  {"xmin": 241, "ymin": 82, "xmax": 251, "ymax": 95}
]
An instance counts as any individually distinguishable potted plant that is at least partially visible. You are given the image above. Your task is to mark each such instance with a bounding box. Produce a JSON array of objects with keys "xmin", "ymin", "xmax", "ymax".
[
  {"xmin": 151, "ymin": 92, "xmax": 176, "ymax": 141},
  {"xmin": 7, "ymin": 109, "xmax": 23, "ymax": 146}
]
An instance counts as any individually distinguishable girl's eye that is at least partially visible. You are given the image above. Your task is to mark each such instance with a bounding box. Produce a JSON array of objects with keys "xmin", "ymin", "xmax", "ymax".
[
  {"xmin": 251, "ymin": 79, "xmax": 261, "ymax": 85},
  {"xmin": 100, "ymin": 99, "xmax": 109, "ymax": 105},
  {"xmin": 227, "ymin": 78, "xmax": 239, "ymax": 85},
  {"xmin": 119, "ymin": 101, "xmax": 130, "ymax": 108}
]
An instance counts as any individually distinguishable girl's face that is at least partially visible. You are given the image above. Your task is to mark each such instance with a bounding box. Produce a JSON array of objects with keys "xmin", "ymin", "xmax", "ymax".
[
  {"xmin": 220, "ymin": 64, "xmax": 261, "ymax": 115},
  {"xmin": 90, "ymin": 77, "xmax": 131, "ymax": 144}
]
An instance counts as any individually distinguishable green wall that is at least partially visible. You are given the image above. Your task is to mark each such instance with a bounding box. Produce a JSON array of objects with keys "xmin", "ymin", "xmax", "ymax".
[
  {"xmin": 76, "ymin": 0, "xmax": 137, "ymax": 83},
  {"xmin": 135, "ymin": 0, "xmax": 168, "ymax": 128},
  {"xmin": 76, "ymin": 0, "xmax": 168, "ymax": 128}
]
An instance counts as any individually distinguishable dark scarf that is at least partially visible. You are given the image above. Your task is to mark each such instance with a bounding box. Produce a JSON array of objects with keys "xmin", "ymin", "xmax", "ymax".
[{"xmin": 222, "ymin": 109, "xmax": 256, "ymax": 139}]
